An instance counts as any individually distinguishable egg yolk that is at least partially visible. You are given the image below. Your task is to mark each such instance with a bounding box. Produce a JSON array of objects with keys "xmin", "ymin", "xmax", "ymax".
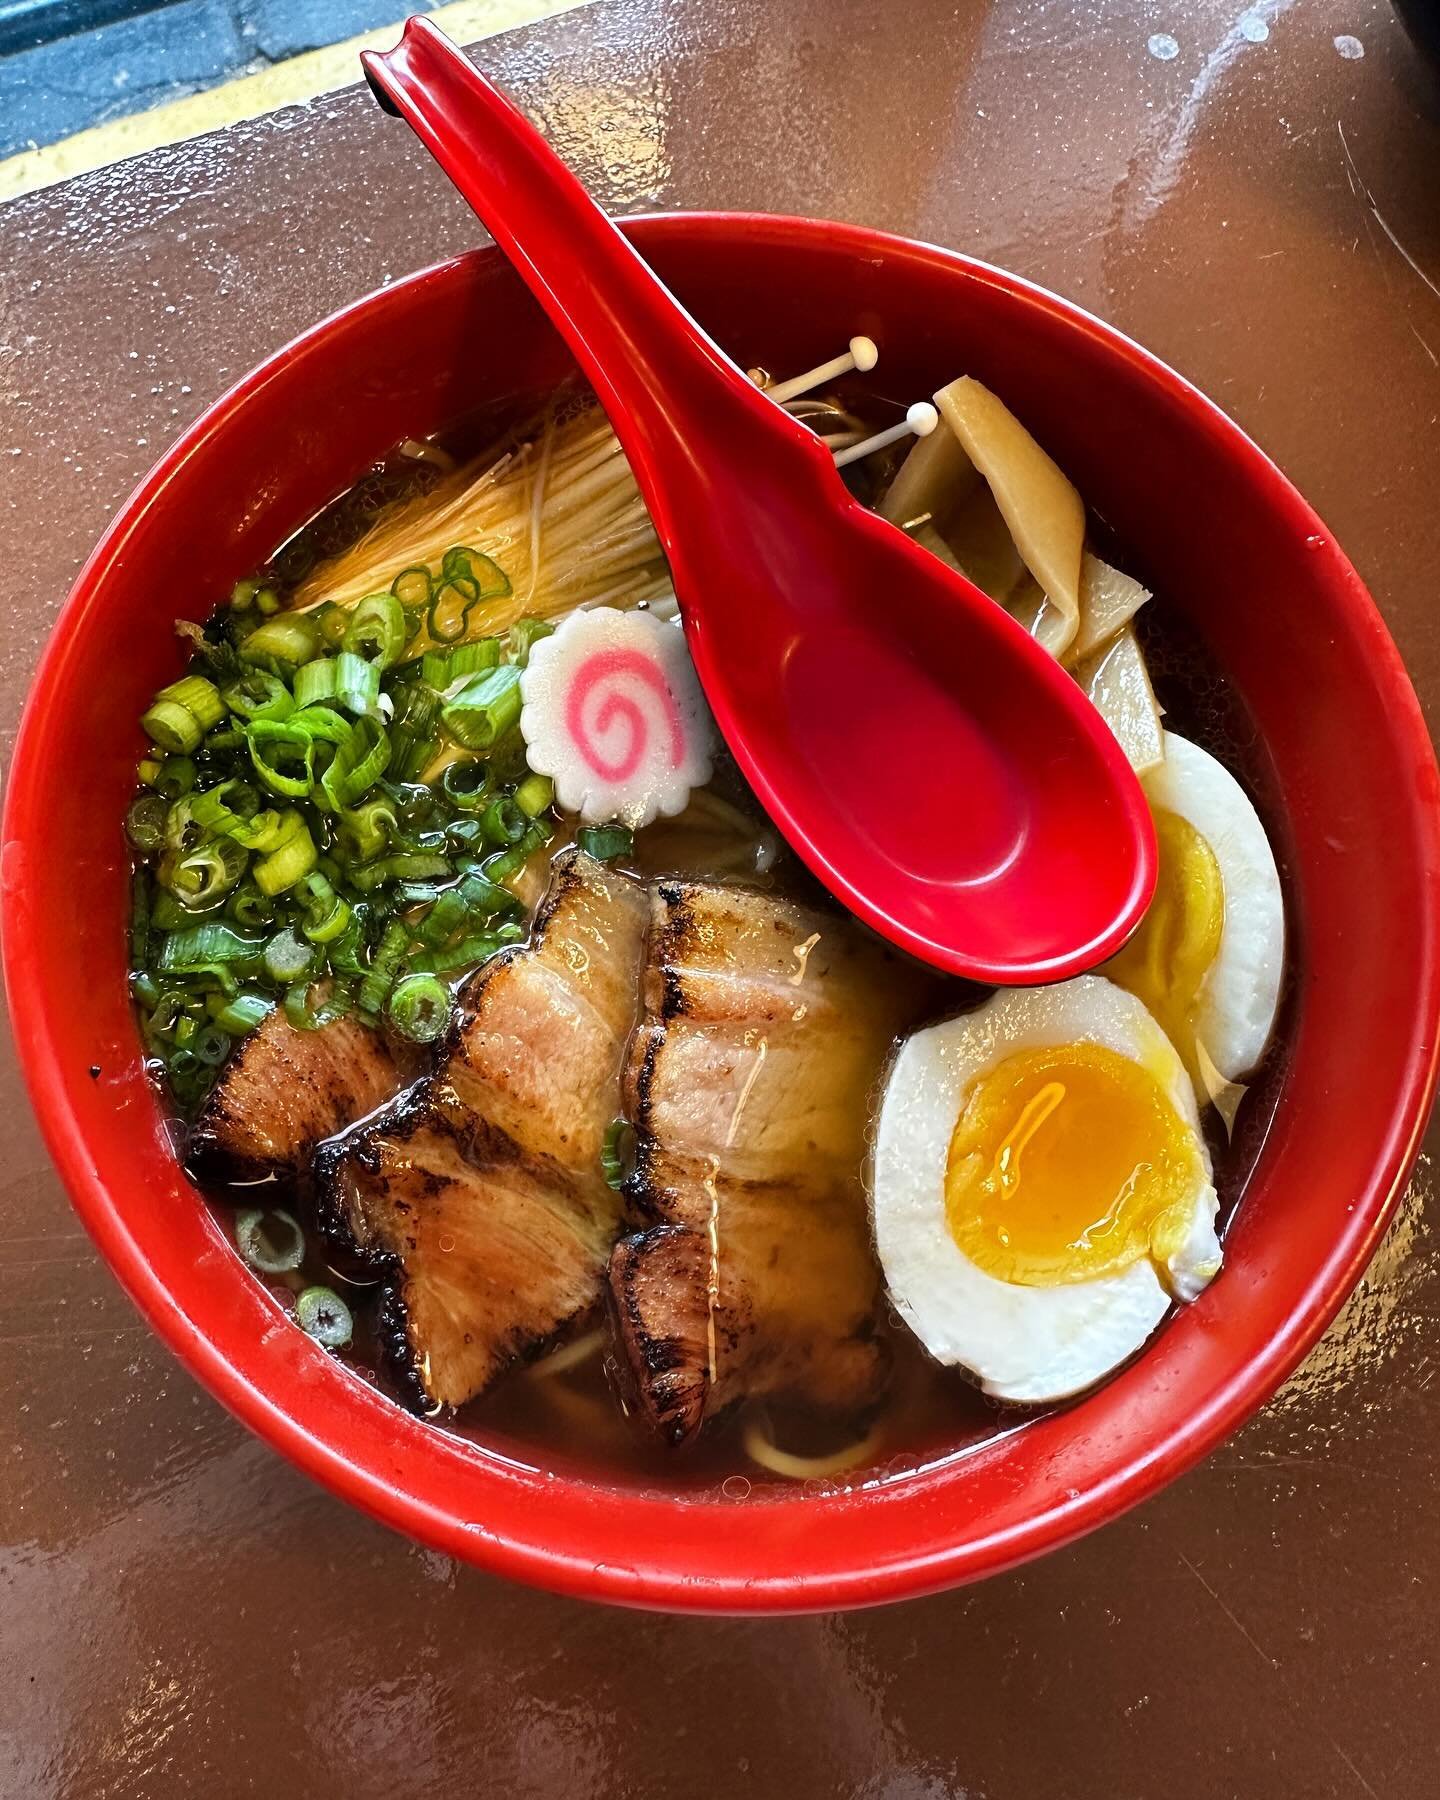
[
  {"xmin": 945, "ymin": 1042, "xmax": 1203, "ymax": 1286},
  {"xmin": 1105, "ymin": 808, "xmax": 1225, "ymax": 1080}
]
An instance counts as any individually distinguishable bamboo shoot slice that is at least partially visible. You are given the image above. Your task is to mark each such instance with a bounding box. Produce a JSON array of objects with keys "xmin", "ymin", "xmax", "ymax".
[
  {"xmin": 1072, "ymin": 626, "xmax": 1164, "ymax": 773},
  {"xmin": 876, "ymin": 417, "xmax": 981, "ymax": 529},
  {"xmin": 881, "ymin": 424, "xmax": 1029, "ymax": 603},
  {"xmin": 934, "ymin": 376, "xmax": 1084, "ymax": 658},
  {"xmin": 1069, "ymin": 552, "xmax": 1152, "ymax": 665},
  {"xmin": 1003, "ymin": 576, "xmax": 1074, "ymax": 660}
]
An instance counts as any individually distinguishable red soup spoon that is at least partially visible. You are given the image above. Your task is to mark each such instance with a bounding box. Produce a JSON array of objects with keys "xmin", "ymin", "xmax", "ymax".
[{"xmin": 362, "ymin": 17, "xmax": 1155, "ymax": 982}]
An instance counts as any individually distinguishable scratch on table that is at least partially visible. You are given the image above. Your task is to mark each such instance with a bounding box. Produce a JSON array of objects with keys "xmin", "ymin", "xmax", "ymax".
[
  {"xmin": 1373, "ymin": 208, "xmax": 1440, "ymax": 306},
  {"xmin": 1328, "ymin": 1736, "xmax": 1381, "ymax": 1800},
  {"xmin": 1338, "ymin": 120, "xmax": 1440, "ymax": 309},
  {"xmin": 1410, "ymin": 324, "xmax": 1439, "ymax": 368},
  {"xmin": 0, "ymin": 1326, "xmax": 151, "ymax": 1348},
  {"xmin": 1176, "ymin": 1551, "xmax": 1278, "ymax": 1668}
]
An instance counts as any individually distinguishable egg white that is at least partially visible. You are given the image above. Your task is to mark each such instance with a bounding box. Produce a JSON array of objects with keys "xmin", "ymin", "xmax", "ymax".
[
  {"xmin": 1143, "ymin": 730, "xmax": 1284, "ymax": 1084},
  {"xmin": 872, "ymin": 976, "xmax": 1221, "ymax": 1404}
]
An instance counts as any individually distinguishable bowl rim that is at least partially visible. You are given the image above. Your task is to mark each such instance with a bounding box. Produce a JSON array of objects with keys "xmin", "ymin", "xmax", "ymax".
[{"xmin": 5, "ymin": 211, "xmax": 1438, "ymax": 1613}]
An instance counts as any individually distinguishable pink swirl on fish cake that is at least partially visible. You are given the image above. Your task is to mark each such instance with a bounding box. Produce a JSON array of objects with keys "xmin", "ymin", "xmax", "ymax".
[{"xmin": 564, "ymin": 648, "xmax": 686, "ymax": 782}]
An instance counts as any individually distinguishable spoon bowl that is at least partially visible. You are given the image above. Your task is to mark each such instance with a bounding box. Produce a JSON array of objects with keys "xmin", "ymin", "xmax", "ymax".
[{"xmin": 363, "ymin": 18, "xmax": 1154, "ymax": 981}]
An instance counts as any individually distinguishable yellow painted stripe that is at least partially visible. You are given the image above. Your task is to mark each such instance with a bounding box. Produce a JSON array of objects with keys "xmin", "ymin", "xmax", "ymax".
[{"xmin": 0, "ymin": 0, "xmax": 580, "ymax": 205}]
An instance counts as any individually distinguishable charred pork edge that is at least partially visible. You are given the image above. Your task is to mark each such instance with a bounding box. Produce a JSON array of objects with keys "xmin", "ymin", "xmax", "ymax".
[
  {"xmin": 612, "ymin": 882, "xmax": 711, "ymax": 1441},
  {"xmin": 185, "ymin": 1018, "xmax": 314, "ymax": 1184},
  {"xmin": 608, "ymin": 1223, "xmax": 711, "ymax": 1445}
]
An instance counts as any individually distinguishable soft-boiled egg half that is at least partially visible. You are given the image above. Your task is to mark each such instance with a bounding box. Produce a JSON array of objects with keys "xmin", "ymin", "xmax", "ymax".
[
  {"xmin": 872, "ymin": 976, "xmax": 1221, "ymax": 1403},
  {"xmin": 1105, "ymin": 729, "xmax": 1284, "ymax": 1090}
]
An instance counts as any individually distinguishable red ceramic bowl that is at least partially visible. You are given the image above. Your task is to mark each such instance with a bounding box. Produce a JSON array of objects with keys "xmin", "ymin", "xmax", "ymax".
[{"xmin": 5, "ymin": 215, "xmax": 1438, "ymax": 1613}]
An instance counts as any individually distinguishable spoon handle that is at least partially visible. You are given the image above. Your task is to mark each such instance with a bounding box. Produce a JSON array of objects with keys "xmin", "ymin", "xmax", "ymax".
[{"xmin": 362, "ymin": 20, "xmax": 824, "ymax": 520}]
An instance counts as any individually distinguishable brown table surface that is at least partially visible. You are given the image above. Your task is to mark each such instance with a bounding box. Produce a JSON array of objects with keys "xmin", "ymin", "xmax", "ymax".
[{"xmin": 4, "ymin": 0, "xmax": 1440, "ymax": 1793}]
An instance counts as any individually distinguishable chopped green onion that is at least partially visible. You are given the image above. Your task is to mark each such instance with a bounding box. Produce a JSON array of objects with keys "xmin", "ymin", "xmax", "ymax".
[
  {"xmin": 247, "ymin": 720, "xmax": 314, "ymax": 798},
  {"xmin": 283, "ymin": 980, "xmax": 353, "ymax": 1032},
  {"xmin": 358, "ymin": 918, "xmax": 410, "ymax": 1015},
  {"xmin": 350, "ymin": 851, "xmax": 451, "ymax": 892},
  {"xmin": 440, "ymin": 759, "xmax": 493, "ymax": 812},
  {"xmin": 263, "ymin": 925, "xmax": 315, "ymax": 984},
  {"xmin": 189, "ymin": 778, "xmax": 261, "ymax": 836},
  {"xmin": 191, "ymin": 1024, "xmax": 232, "ymax": 1067},
  {"xmin": 156, "ymin": 923, "xmax": 264, "ymax": 974},
  {"xmin": 164, "ymin": 795, "xmax": 207, "ymax": 855},
  {"xmin": 426, "ymin": 579, "xmax": 479, "ymax": 644},
  {"xmin": 507, "ymin": 614, "xmax": 555, "ymax": 665},
  {"xmin": 412, "ymin": 871, "xmax": 513, "ymax": 947},
  {"xmin": 577, "ymin": 823, "xmax": 634, "ymax": 863},
  {"xmin": 223, "ymin": 670, "xmax": 294, "ymax": 723},
  {"xmin": 391, "ymin": 565, "xmax": 433, "ymax": 609},
  {"xmin": 442, "ymin": 665, "xmax": 523, "ymax": 750},
  {"xmin": 319, "ymin": 715, "xmax": 391, "ymax": 810},
  {"xmin": 158, "ymin": 674, "xmax": 226, "ymax": 731},
  {"xmin": 125, "ymin": 794, "xmax": 170, "ymax": 853},
  {"xmin": 158, "ymin": 837, "xmax": 248, "ymax": 908},
  {"xmin": 255, "ymin": 585, "xmax": 282, "ymax": 616},
  {"xmin": 239, "ymin": 612, "xmax": 321, "ymax": 675},
  {"xmin": 514, "ymin": 773, "xmax": 554, "ymax": 818},
  {"xmin": 334, "ymin": 650, "xmax": 381, "ymax": 715},
  {"xmin": 385, "ymin": 780, "xmax": 440, "ymax": 827},
  {"xmin": 495, "ymin": 819, "xmax": 555, "ymax": 883},
  {"xmin": 230, "ymin": 807, "xmax": 287, "ymax": 853},
  {"xmin": 413, "ymin": 884, "xmax": 468, "ymax": 947},
  {"xmin": 235, "ymin": 1206, "xmax": 305, "ymax": 1274},
  {"xmin": 327, "ymin": 905, "xmax": 373, "ymax": 978},
  {"xmin": 387, "ymin": 972, "xmax": 453, "ymax": 1044},
  {"xmin": 443, "ymin": 817, "xmax": 486, "ymax": 855},
  {"xmin": 458, "ymin": 871, "xmax": 516, "ymax": 919},
  {"xmin": 141, "ymin": 698, "xmax": 204, "ymax": 755},
  {"xmin": 313, "ymin": 601, "xmax": 350, "ymax": 648},
  {"xmin": 296, "ymin": 872, "xmax": 352, "ymax": 945},
  {"xmin": 253, "ymin": 814, "xmax": 317, "ymax": 896},
  {"xmin": 145, "ymin": 988, "xmax": 202, "ymax": 1041},
  {"xmin": 344, "ymin": 592, "xmax": 407, "ymax": 668},
  {"xmin": 225, "ymin": 884, "xmax": 274, "ymax": 929},
  {"xmin": 213, "ymin": 991, "xmax": 273, "ymax": 1036},
  {"xmin": 442, "ymin": 545, "xmax": 511, "ymax": 602},
  {"xmin": 601, "ymin": 1117, "xmax": 635, "ymax": 1189},
  {"xmin": 481, "ymin": 794, "xmax": 526, "ymax": 847},
  {"xmin": 449, "ymin": 638, "xmax": 501, "ymax": 680},
  {"xmin": 388, "ymin": 681, "xmax": 443, "ymax": 780},
  {"xmin": 153, "ymin": 756, "xmax": 198, "ymax": 800},
  {"xmin": 132, "ymin": 970, "xmax": 161, "ymax": 1009},
  {"xmin": 422, "ymin": 641, "xmax": 500, "ymax": 687},
  {"xmin": 231, "ymin": 579, "xmax": 259, "ymax": 611},
  {"xmin": 151, "ymin": 887, "xmax": 222, "ymax": 931},
  {"xmin": 338, "ymin": 795, "xmax": 399, "ymax": 863},
  {"xmin": 286, "ymin": 706, "xmax": 353, "ymax": 747},
  {"xmin": 388, "ymin": 676, "xmax": 439, "ymax": 734},
  {"xmin": 137, "ymin": 756, "xmax": 164, "ymax": 787},
  {"xmin": 295, "ymin": 1285, "xmax": 353, "ymax": 1349},
  {"xmin": 293, "ymin": 657, "xmax": 339, "ymax": 709},
  {"xmin": 409, "ymin": 932, "xmax": 505, "ymax": 975}
]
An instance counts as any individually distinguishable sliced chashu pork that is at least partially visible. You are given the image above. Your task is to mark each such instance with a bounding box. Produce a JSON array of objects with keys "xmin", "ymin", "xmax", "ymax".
[
  {"xmin": 315, "ymin": 849, "xmax": 648, "ymax": 1412},
  {"xmin": 610, "ymin": 881, "xmax": 928, "ymax": 1445},
  {"xmin": 190, "ymin": 1011, "xmax": 408, "ymax": 1180}
]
